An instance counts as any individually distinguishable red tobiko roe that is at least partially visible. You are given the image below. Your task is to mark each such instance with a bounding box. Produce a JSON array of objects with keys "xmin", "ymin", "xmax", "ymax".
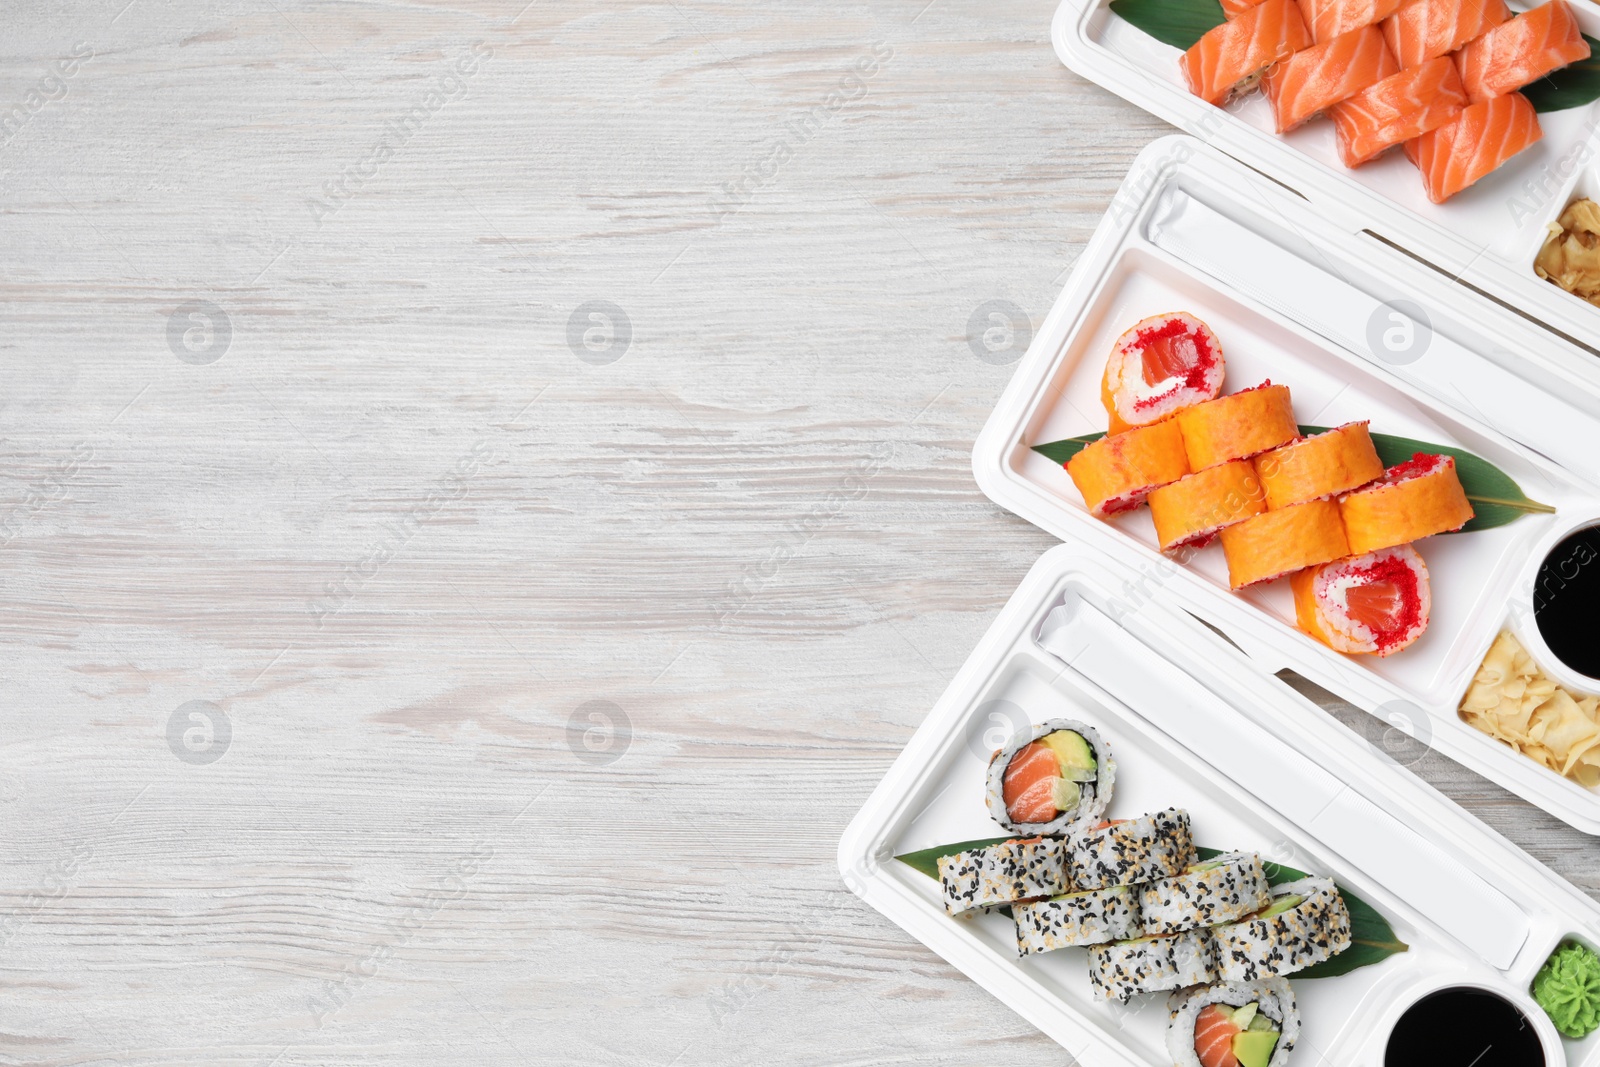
[
  {"xmin": 1340, "ymin": 553, "xmax": 1425, "ymax": 653},
  {"xmin": 1127, "ymin": 319, "xmax": 1221, "ymax": 412},
  {"xmin": 1384, "ymin": 452, "xmax": 1447, "ymax": 483}
]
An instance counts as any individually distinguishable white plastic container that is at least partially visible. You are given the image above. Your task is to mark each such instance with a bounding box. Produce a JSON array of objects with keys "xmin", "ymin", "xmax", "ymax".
[
  {"xmin": 972, "ymin": 136, "xmax": 1600, "ymax": 834},
  {"xmin": 838, "ymin": 542, "xmax": 1600, "ymax": 1066},
  {"xmin": 1051, "ymin": 0, "xmax": 1600, "ymax": 355}
]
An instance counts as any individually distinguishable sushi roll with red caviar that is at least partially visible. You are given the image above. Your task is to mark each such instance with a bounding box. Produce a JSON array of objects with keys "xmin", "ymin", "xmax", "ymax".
[
  {"xmin": 1147, "ymin": 459, "xmax": 1269, "ymax": 553},
  {"xmin": 1101, "ymin": 312, "xmax": 1226, "ymax": 434},
  {"xmin": 1065, "ymin": 807, "xmax": 1196, "ymax": 890},
  {"xmin": 985, "ymin": 719, "xmax": 1116, "ymax": 835},
  {"xmin": 1292, "ymin": 544, "xmax": 1432, "ymax": 656},
  {"xmin": 1253, "ymin": 421, "xmax": 1384, "ymax": 509},
  {"xmin": 1066, "ymin": 420, "xmax": 1192, "ymax": 518},
  {"xmin": 1219, "ymin": 498, "xmax": 1352, "ymax": 589},
  {"xmin": 1338, "ymin": 453, "xmax": 1474, "ymax": 554},
  {"xmin": 1174, "ymin": 383, "xmax": 1299, "ymax": 472},
  {"xmin": 1168, "ymin": 979, "xmax": 1300, "ymax": 1067}
]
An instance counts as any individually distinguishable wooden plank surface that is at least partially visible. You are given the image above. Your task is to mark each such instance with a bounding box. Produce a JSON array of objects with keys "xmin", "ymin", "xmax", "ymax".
[{"xmin": 0, "ymin": 1, "xmax": 1595, "ymax": 1064}]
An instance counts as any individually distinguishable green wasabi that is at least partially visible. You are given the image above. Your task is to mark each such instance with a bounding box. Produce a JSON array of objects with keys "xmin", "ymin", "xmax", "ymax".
[{"xmin": 1532, "ymin": 940, "xmax": 1600, "ymax": 1039}]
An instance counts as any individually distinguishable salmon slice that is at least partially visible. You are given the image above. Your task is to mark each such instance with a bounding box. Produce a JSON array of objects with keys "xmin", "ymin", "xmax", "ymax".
[
  {"xmin": 1382, "ymin": 0, "xmax": 1509, "ymax": 68},
  {"xmin": 1454, "ymin": 0, "xmax": 1591, "ymax": 104},
  {"xmin": 1194, "ymin": 1005, "xmax": 1243, "ymax": 1067},
  {"xmin": 1182, "ymin": 0, "xmax": 1315, "ymax": 105},
  {"xmin": 1297, "ymin": 0, "xmax": 1404, "ymax": 42},
  {"xmin": 1263, "ymin": 25, "xmax": 1400, "ymax": 132},
  {"xmin": 1221, "ymin": 0, "xmax": 1270, "ymax": 18},
  {"xmin": 1330, "ymin": 56, "xmax": 1468, "ymax": 166},
  {"xmin": 1405, "ymin": 91, "xmax": 1542, "ymax": 203},
  {"xmin": 1002, "ymin": 741, "xmax": 1061, "ymax": 824}
]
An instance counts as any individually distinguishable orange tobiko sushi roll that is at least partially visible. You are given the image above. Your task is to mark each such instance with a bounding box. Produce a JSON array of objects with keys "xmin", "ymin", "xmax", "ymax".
[
  {"xmin": 1263, "ymin": 25, "xmax": 1400, "ymax": 133},
  {"xmin": 1404, "ymin": 93, "xmax": 1543, "ymax": 204},
  {"xmin": 1181, "ymin": 0, "xmax": 1314, "ymax": 105},
  {"xmin": 1101, "ymin": 312, "xmax": 1226, "ymax": 434},
  {"xmin": 1147, "ymin": 459, "xmax": 1268, "ymax": 553},
  {"xmin": 1174, "ymin": 383, "xmax": 1299, "ymax": 472},
  {"xmin": 1219, "ymin": 498, "xmax": 1351, "ymax": 588},
  {"xmin": 1454, "ymin": 0, "xmax": 1590, "ymax": 105},
  {"xmin": 1329, "ymin": 57, "xmax": 1468, "ymax": 167},
  {"xmin": 1296, "ymin": 0, "xmax": 1405, "ymax": 42},
  {"xmin": 1339, "ymin": 453, "xmax": 1474, "ymax": 553},
  {"xmin": 1066, "ymin": 420, "xmax": 1191, "ymax": 518},
  {"xmin": 1381, "ymin": 0, "xmax": 1509, "ymax": 69},
  {"xmin": 1254, "ymin": 421, "xmax": 1385, "ymax": 509},
  {"xmin": 1292, "ymin": 544, "xmax": 1432, "ymax": 656}
]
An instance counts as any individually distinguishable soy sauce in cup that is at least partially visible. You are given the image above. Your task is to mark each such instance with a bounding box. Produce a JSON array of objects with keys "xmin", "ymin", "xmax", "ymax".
[
  {"xmin": 1386, "ymin": 988, "xmax": 1543, "ymax": 1067},
  {"xmin": 1534, "ymin": 525, "xmax": 1600, "ymax": 680}
]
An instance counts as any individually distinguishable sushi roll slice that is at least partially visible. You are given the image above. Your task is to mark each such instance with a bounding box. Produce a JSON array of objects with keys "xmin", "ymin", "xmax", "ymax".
[
  {"xmin": 1220, "ymin": 0, "xmax": 1270, "ymax": 17},
  {"xmin": 1181, "ymin": 0, "xmax": 1315, "ymax": 105},
  {"xmin": 1338, "ymin": 453, "xmax": 1474, "ymax": 554},
  {"xmin": 1066, "ymin": 420, "xmax": 1191, "ymax": 519},
  {"xmin": 1253, "ymin": 421, "xmax": 1384, "ymax": 510},
  {"xmin": 1329, "ymin": 57, "xmax": 1468, "ymax": 168},
  {"xmin": 1263, "ymin": 25, "xmax": 1400, "ymax": 134},
  {"xmin": 1090, "ymin": 928, "xmax": 1217, "ymax": 1002},
  {"xmin": 1138, "ymin": 851, "xmax": 1272, "ymax": 936},
  {"xmin": 985, "ymin": 720, "xmax": 1116, "ymax": 835},
  {"xmin": 1147, "ymin": 459, "xmax": 1268, "ymax": 553},
  {"xmin": 1218, "ymin": 498, "xmax": 1352, "ymax": 589},
  {"xmin": 1404, "ymin": 93, "xmax": 1543, "ymax": 204},
  {"xmin": 1454, "ymin": 0, "xmax": 1590, "ymax": 105},
  {"xmin": 1173, "ymin": 383, "xmax": 1299, "ymax": 473},
  {"xmin": 1100, "ymin": 312, "xmax": 1226, "ymax": 434},
  {"xmin": 937, "ymin": 837, "xmax": 1069, "ymax": 917},
  {"xmin": 1214, "ymin": 877, "xmax": 1353, "ymax": 982},
  {"xmin": 1296, "ymin": 0, "xmax": 1404, "ymax": 42},
  {"xmin": 1168, "ymin": 979, "xmax": 1300, "ymax": 1067},
  {"xmin": 1066, "ymin": 807, "xmax": 1196, "ymax": 890},
  {"xmin": 1382, "ymin": 0, "xmax": 1509, "ymax": 68},
  {"xmin": 1292, "ymin": 544, "xmax": 1431, "ymax": 656},
  {"xmin": 1013, "ymin": 885, "xmax": 1141, "ymax": 955}
]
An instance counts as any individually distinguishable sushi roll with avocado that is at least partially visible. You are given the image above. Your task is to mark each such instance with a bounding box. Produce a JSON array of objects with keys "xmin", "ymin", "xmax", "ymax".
[
  {"xmin": 1167, "ymin": 979, "xmax": 1299, "ymax": 1067},
  {"xmin": 1139, "ymin": 851, "xmax": 1271, "ymax": 936},
  {"xmin": 1214, "ymin": 876, "xmax": 1352, "ymax": 981},
  {"xmin": 985, "ymin": 719, "xmax": 1115, "ymax": 835},
  {"xmin": 1013, "ymin": 885, "xmax": 1141, "ymax": 956},
  {"xmin": 1066, "ymin": 807, "xmax": 1195, "ymax": 890},
  {"xmin": 936, "ymin": 836, "xmax": 1068, "ymax": 917},
  {"xmin": 1089, "ymin": 928, "xmax": 1217, "ymax": 1002}
]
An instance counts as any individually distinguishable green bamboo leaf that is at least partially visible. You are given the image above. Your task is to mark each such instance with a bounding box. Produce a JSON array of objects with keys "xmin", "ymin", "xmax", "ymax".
[
  {"xmin": 1109, "ymin": 0, "xmax": 1225, "ymax": 51},
  {"xmin": 1522, "ymin": 35, "xmax": 1600, "ymax": 114},
  {"xmin": 1299, "ymin": 426, "xmax": 1555, "ymax": 532},
  {"xmin": 893, "ymin": 839, "xmax": 1407, "ymax": 978},
  {"xmin": 1031, "ymin": 432, "xmax": 1105, "ymax": 466}
]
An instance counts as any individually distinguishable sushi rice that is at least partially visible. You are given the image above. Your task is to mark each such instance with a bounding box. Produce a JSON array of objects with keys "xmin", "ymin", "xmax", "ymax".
[
  {"xmin": 1066, "ymin": 806, "xmax": 1195, "ymax": 889},
  {"xmin": 936, "ymin": 837, "xmax": 1068, "ymax": 917},
  {"xmin": 1089, "ymin": 928, "xmax": 1217, "ymax": 1001},
  {"xmin": 1013, "ymin": 885, "xmax": 1141, "ymax": 956},
  {"xmin": 1167, "ymin": 978, "xmax": 1300, "ymax": 1067},
  {"xmin": 1214, "ymin": 876, "xmax": 1353, "ymax": 981},
  {"xmin": 1138, "ymin": 850, "xmax": 1272, "ymax": 935}
]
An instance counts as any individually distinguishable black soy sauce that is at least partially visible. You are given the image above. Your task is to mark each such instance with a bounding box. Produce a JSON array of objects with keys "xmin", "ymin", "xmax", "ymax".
[
  {"xmin": 1385, "ymin": 988, "xmax": 1544, "ymax": 1067},
  {"xmin": 1534, "ymin": 525, "xmax": 1600, "ymax": 680}
]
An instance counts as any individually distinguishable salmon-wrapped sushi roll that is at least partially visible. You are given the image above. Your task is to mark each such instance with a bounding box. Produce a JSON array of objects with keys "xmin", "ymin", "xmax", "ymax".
[
  {"xmin": 1221, "ymin": 0, "xmax": 1270, "ymax": 17},
  {"xmin": 1066, "ymin": 420, "xmax": 1191, "ymax": 518},
  {"xmin": 1175, "ymin": 383, "xmax": 1299, "ymax": 472},
  {"xmin": 1329, "ymin": 57, "xmax": 1468, "ymax": 167},
  {"xmin": 1219, "ymin": 499, "xmax": 1351, "ymax": 589},
  {"xmin": 1405, "ymin": 93, "xmax": 1542, "ymax": 204},
  {"xmin": 1454, "ymin": 0, "xmax": 1591, "ymax": 105},
  {"xmin": 1101, "ymin": 312, "xmax": 1226, "ymax": 434},
  {"xmin": 1181, "ymin": 0, "xmax": 1314, "ymax": 105},
  {"xmin": 1292, "ymin": 544, "xmax": 1432, "ymax": 656},
  {"xmin": 1147, "ymin": 460, "xmax": 1268, "ymax": 553},
  {"xmin": 1297, "ymin": 0, "xmax": 1404, "ymax": 42},
  {"xmin": 1263, "ymin": 25, "xmax": 1400, "ymax": 133},
  {"xmin": 1381, "ymin": 0, "xmax": 1509, "ymax": 68},
  {"xmin": 1339, "ymin": 453, "xmax": 1474, "ymax": 553},
  {"xmin": 1253, "ymin": 421, "xmax": 1384, "ymax": 509}
]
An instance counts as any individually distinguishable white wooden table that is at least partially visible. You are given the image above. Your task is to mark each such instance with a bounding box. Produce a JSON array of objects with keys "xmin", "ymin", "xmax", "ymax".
[{"xmin": 2, "ymin": 2, "xmax": 1595, "ymax": 1063}]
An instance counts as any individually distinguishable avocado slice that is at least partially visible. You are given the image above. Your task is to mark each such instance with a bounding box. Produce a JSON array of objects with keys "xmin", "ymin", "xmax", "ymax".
[
  {"xmin": 1049, "ymin": 777, "xmax": 1081, "ymax": 813},
  {"xmin": 1232, "ymin": 1029, "xmax": 1279, "ymax": 1067},
  {"xmin": 1042, "ymin": 730, "xmax": 1097, "ymax": 781},
  {"xmin": 1228, "ymin": 1003, "xmax": 1259, "ymax": 1029},
  {"xmin": 1256, "ymin": 893, "xmax": 1304, "ymax": 919}
]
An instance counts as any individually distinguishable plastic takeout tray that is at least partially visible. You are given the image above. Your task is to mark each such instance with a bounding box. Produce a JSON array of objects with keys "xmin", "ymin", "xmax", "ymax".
[
  {"xmin": 973, "ymin": 136, "xmax": 1600, "ymax": 834},
  {"xmin": 838, "ymin": 543, "xmax": 1600, "ymax": 1066},
  {"xmin": 1052, "ymin": 0, "xmax": 1600, "ymax": 350}
]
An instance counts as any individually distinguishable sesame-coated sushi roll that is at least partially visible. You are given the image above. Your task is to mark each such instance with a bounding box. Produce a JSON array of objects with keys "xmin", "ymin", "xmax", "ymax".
[
  {"xmin": 1014, "ymin": 885, "xmax": 1141, "ymax": 956},
  {"xmin": 1090, "ymin": 929, "xmax": 1217, "ymax": 1002},
  {"xmin": 1174, "ymin": 384, "xmax": 1299, "ymax": 472},
  {"xmin": 1215, "ymin": 877, "xmax": 1353, "ymax": 982},
  {"xmin": 1066, "ymin": 420, "xmax": 1192, "ymax": 518},
  {"xmin": 1218, "ymin": 498, "xmax": 1351, "ymax": 589},
  {"xmin": 1168, "ymin": 979, "xmax": 1300, "ymax": 1067},
  {"xmin": 1254, "ymin": 421, "xmax": 1384, "ymax": 510},
  {"xmin": 1100, "ymin": 313, "xmax": 1226, "ymax": 434},
  {"xmin": 985, "ymin": 720, "xmax": 1115, "ymax": 835},
  {"xmin": 1066, "ymin": 807, "xmax": 1195, "ymax": 890},
  {"xmin": 936, "ymin": 837, "xmax": 1069, "ymax": 917},
  {"xmin": 1338, "ymin": 453, "xmax": 1473, "ymax": 554},
  {"xmin": 1139, "ymin": 851, "xmax": 1272, "ymax": 936},
  {"xmin": 1291, "ymin": 544, "xmax": 1431, "ymax": 656},
  {"xmin": 1147, "ymin": 459, "xmax": 1268, "ymax": 553}
]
